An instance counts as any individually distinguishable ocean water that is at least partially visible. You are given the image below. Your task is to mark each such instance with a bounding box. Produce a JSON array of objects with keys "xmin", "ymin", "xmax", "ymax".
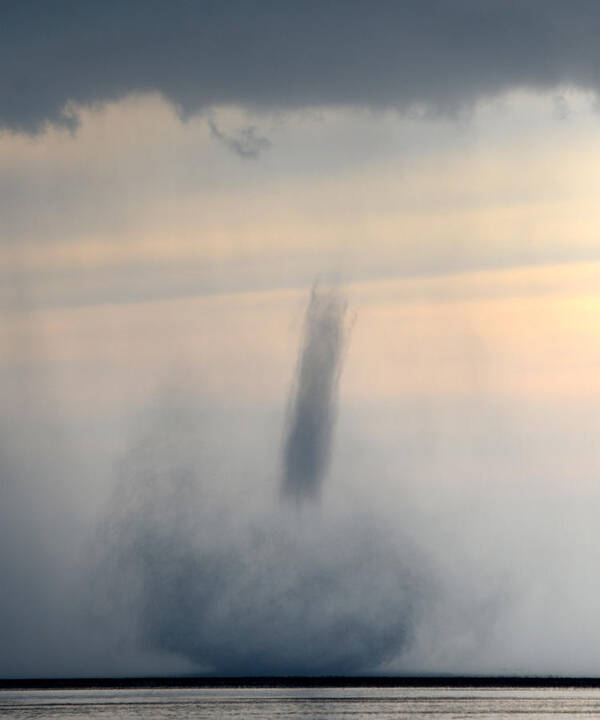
[{"xmin": 2, "ymin": 686, "xmax": 600, "ymax": 719}]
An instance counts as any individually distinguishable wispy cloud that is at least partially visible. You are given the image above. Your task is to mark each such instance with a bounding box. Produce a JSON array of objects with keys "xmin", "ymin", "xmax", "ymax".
[{"xmin": 207, "ymin": 118, "xmax": 270, "ymax": 159}]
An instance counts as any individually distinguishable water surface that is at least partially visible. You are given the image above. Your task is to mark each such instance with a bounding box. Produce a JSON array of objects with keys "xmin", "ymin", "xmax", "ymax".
[{"xmin": 3, "ymin": 685, "xmax": 600, "ymax": 718}]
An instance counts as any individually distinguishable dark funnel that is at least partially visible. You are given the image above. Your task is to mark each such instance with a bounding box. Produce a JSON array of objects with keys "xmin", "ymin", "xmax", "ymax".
[{"xmin": 282, "ymin": 285, "xmax": 348, "ymax": 501}]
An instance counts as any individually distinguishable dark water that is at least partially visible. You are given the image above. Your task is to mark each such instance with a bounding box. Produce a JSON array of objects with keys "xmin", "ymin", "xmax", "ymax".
[{"xmin": 3, "ymin": 686, "xmax": 600, "ymax": 718}]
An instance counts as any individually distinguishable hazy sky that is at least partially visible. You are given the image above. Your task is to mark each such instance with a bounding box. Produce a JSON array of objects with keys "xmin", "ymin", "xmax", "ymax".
[{"xmin": 4, "ymin": 2, "xmax": 600, "ymax": 678}]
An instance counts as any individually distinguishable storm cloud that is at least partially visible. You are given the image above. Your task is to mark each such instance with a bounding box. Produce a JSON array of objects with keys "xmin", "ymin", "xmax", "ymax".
[{"xmin": 4, "ymin": 1, "xmax": 600, "ymax": 133}]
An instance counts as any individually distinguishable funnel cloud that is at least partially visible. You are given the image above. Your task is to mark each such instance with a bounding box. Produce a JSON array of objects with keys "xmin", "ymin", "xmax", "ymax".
[{"xmin": 282, "ymin": 286, "xmax": 348, "ymax": 501}]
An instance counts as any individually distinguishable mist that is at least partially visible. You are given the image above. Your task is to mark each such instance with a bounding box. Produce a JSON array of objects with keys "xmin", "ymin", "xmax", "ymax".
[{"xmin": 4, "ymin": 284, "xmax": 600, "ymax": 678}]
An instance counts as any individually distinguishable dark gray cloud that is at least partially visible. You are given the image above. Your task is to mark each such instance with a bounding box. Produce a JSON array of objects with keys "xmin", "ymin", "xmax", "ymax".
[
  {"xmin": 282, "ymin": 286, "xmax": 348, "ymax": 501},
  {"xmin": 3, "ymin": 1, "xmax": 600, "ymax": 133}
]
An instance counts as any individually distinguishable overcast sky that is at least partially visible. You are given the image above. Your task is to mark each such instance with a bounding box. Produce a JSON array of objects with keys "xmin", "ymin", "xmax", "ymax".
[{"xmin": 4, "ymin": 1, "xmax": 600, "ymax": 678}]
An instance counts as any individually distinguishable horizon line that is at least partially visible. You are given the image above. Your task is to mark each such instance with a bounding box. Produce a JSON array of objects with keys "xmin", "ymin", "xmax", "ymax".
[{"xmin": 4, "ymin": 675, "xmax": 600, "ymax": 690}]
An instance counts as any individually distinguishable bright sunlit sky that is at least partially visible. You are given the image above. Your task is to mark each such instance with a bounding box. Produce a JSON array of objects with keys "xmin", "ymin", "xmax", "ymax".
[{"xmin": 5, "ymin": 89, "xmax": 600, "ymax": 412}]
